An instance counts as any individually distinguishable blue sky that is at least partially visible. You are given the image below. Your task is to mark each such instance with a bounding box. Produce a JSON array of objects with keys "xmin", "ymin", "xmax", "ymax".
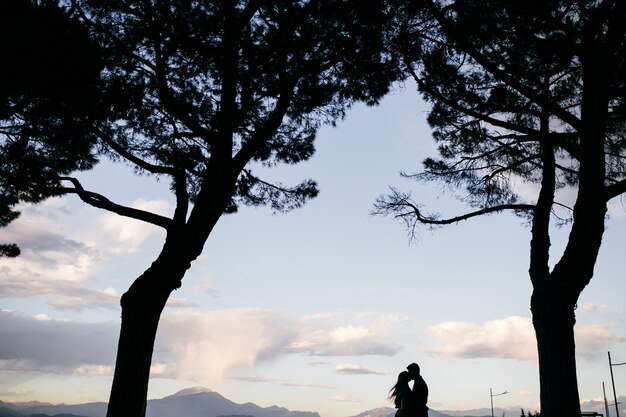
[{"xmin": 1, "ymin": 81, "xmax": 626, "ymax": 417}]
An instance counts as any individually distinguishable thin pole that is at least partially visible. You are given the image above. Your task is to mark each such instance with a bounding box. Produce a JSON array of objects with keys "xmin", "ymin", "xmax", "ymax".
[
  {"xmin": 490, "ymin": 388, "xmax": 507, "ymax": 417},
  {"xmin": 610, "ymin": 351, "xmax": 620, "ymax": 417},
  {"xmin": 605, "ymin": 381, "xmax": 611, "ymax": 417}
]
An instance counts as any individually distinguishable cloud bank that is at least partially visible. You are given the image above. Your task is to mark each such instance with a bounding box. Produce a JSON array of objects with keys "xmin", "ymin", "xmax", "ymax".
[
  {"xmin": 424, "ymin": 316, "xmax": 624, "ymax": 361},
  {"xmin": 0, "ymin": 308, "xmax": 399, "ymax": 384},
  {"xmin": 0, "ymin": 198, "xmax": 169, "ymax": 311},
  {"xmin": 0, "ymin": 310, "xmax": 118, "ymax": 374}
]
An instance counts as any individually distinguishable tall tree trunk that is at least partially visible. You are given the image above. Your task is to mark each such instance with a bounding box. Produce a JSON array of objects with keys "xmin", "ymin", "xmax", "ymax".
[
  {"xmin": 104, "ymin": 178, "xmax": 234, "ymax": 417},
  {"xmin": 531, "ymin": 287, "xmax": 580, "ymax": 417},
  {"xmin": 106, "ymin": 252, "xmax": 190, "ymax": 417}
]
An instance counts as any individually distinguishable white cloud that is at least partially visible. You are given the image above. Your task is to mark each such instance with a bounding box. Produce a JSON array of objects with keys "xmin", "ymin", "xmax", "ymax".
[
  {"xmin": 607, "ymin": 196, "xmax": 626, "ymax": 219},
  {"xmin": 0, "ymin": 266, "xmax": 121, "ymax": 311},
  {"xmin": 289, "ymin": 324, "xmax": 399, "ymax": 356},
  {"xmin": 149, "ymin": 362, "xmax": 176, "ymax": 377},
  {"xmin": 0, "ymin": 199, "xmax": 170, "ymax": 311},
  {"xmin": 155, "ymin": 309, "xmax": 295, "ymax": 383},
  {"xmin": 425, "ymin": 316, "xmax": 537, "ymax": 361},
  {"xmin": 98, "ymin": 199, "xmax": 170, "ymax": 253},
  {"xmin": 71, "ymin": 364, "xmax": 114, "ymax": 376},
  {"xmin": 335, "ymin": 363, "xmax": 388, "ymax": 375},
  {"xmin": 424, "ymin": 316, "xmax": 624, "ymax": 361},
  {"xmin": 0, "ymin": 211, "xmax": 99, "ymax": 284},
  {"xmin": 576, "ymin": 325, "xmax": 625, "ymax": 358},
  {"xmin": 0, "ymin": 308, "xmax": 402, "ymax": 384},
  {"xmin": 155, "ymin": 310, "xmax": 400, "ymax": 382}
]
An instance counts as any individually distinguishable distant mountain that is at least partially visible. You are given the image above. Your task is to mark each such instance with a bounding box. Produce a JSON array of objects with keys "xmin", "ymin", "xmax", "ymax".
[
  {"xmin": 437, "ymin": 409, "xmax": 492, "ymax": 417},
  {"xmin": 16, "ymin": 402, "xmax": 107, "ymax": 417},
  {"xmin": 8, "ymin": 388, "xmax": 320, "ymax": 417},
  {"xmin": 147, "ymin": 388, "xmax": 320, "ymax": 417},
  {"xmin": 349, "ymin": 405, "xmax": 457, "ymax": 417},
  {"xmin": 438, "ymin": 412, "xmax": 490, "ymax": 417},
  {"xmin": 170, "ymin": 386, "xmax": 214, "ymax": 396},
  {"xmin": 0, "ymin": 405, "xmax": 26, "ymax": 417},
  {"xmin": 1, "ymin": 402, "xmax": 53, "ymax": 411},
  {"xmin": 30, "ymin": 414, "xmax": 90, "ymax": 417},
  {"xmin": 7, "ymin": 388, "xmax": 617, "ymax": 417},
  {"xmin": 349, "ymin": 406, "xmax": 395, "ymax": 417}
]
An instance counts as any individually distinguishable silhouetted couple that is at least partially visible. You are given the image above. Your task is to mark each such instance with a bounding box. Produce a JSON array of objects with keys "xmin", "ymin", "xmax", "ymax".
[{"xmin": 389, "ymin": 363, "xmax": 428, "ymax": 417}]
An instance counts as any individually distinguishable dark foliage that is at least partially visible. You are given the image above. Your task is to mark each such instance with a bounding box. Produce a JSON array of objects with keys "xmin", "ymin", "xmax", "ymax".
[
  {"xmin": 0, "ymin": 0, "xmax": 103, "ymax": 256},
  {"xmin": 32, "ymin": 2, "xmax": 403, "ymax": 416},
  {"xmin": 64, "ymin": 0, "xmax": 401, "ymax": 217},
  {"xmin": 376, "ymin": 1, "xmax": 626, "ymax": 416}
]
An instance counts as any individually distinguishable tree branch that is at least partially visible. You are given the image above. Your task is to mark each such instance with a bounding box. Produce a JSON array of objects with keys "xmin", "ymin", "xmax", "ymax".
[
  {"xmin": 58, "ymin": 177, "xmax": 172, "ymax": 229},
  {"xmin": 424, "ymin": 0, "xmax": 583, "ymax": 131},
  {"xmin": 404, "ymin": 58, "xmax": 539, "ymax": 136},
  {"xmin": 92, "ymin": 127, "xmax": 177, "ymax": 176},
  {"xmin": 529, "ymin": 99, "xmax": 556, "ymax": 285},
  {"xmin": 148, "ymin": 10, "xmax": 217, "ymax": 146},
  {"xmin": 374, "ymin": 188, "xmax": 534, "ymax": 227},
  {"xmin": 604, "ymin": 179, "xmax": 626, "ymax": 201}
]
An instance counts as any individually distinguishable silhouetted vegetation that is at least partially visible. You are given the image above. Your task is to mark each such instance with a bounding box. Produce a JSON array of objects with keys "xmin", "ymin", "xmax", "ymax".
[
  {"xmin": 521, "ymin": 409, "xmax": 541, "ymax": 417},
  {"xmin": 1, "ymin": 1, "xmax": 402, "ymax": 416},
  {"xmin": 375, "ymin": 1, "xmax": 626, "ymax": 416},
  {"xmin": 0, "ymin": 0, "xmax": 102, "ymax": 256},
  {"xmin": 6, "ymin": 1, "xmax": 621, "ymax": 416}
]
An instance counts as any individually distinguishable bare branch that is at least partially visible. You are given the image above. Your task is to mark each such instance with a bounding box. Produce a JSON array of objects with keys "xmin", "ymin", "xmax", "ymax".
[
  {"xmin": 58, "ymin": 177, "xmax": 172, "ymax": 229},
  {"xmin": 374, "ymin": 187, "xmax": 534, "ymax": 230}
]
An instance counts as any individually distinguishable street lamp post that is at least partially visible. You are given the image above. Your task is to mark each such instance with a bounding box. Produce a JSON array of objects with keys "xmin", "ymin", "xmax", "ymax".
[
  {"xmin": 609, "ymin": 351, "xmax": 626, "ymax": 417},
  {"xmin": 604, "ymin": 381, "xmax": 611, "ymax": 417},
  {"xmin": 490, "ymin": 388, "xmax": 508, "ymax": 417}
]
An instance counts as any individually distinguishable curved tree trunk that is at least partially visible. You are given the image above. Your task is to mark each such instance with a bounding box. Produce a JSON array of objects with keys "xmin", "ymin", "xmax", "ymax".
[
  {"xmin": 106, "ymin": 252, "xmax": 191, "ymax": 417},
  {"xmin": 104, "ymin": 175, "xmax": 235, "ymax": 417}
]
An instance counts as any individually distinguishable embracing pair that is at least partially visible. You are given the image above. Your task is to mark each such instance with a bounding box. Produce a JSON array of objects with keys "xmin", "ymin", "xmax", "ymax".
[{"xmin": 389, "ymin": 363, "xmax": 428, "ymax": 417}]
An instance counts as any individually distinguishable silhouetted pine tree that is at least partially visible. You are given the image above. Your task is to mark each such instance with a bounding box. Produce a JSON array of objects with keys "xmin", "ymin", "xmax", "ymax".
[
  {"xmin": 0, "ymin": 0, "xmax": 102, "ymax": 256},
  {"xmin": 376, "ymin": 2, "xmax": 626, "ymax": 417},
  {"xmin": 22, "ymin": 1, "xmax": 402, "ymax": 416}
]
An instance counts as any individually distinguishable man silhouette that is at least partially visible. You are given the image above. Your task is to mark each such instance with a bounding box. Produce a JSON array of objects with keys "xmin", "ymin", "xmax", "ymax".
[{"xmin": 407, "ymin": 363, "xmax": 428, "ymax": 417}]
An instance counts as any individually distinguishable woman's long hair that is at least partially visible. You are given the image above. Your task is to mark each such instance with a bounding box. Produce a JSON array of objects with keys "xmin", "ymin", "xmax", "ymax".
[{"xmin": 388, "ymin": 371, "xmax": 411, "ymax": 408}]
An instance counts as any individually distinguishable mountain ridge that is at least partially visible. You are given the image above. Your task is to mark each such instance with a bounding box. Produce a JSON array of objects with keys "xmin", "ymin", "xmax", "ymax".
[
  {"xmin": 5, "ymin": 388, "xmax": 320, "ymax": 417},
  {"xmin": 3, "ymin": 388, "xmax": 621, "ymax": 417}
]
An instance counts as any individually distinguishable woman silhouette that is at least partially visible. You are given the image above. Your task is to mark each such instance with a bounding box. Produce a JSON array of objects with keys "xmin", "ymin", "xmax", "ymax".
[{"xmin": 389, "ymin": 371, "xmax": 417, "ymax": 417}]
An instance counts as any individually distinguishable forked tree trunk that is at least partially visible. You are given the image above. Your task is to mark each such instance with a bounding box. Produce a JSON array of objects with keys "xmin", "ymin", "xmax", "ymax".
[
  {"xmin": 106, "ymin": 254, "xmax": 190, "ymax": 417},
  {"xmin": 531, "ymin": 288, "xmax": 581, "ymax": 417}
]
